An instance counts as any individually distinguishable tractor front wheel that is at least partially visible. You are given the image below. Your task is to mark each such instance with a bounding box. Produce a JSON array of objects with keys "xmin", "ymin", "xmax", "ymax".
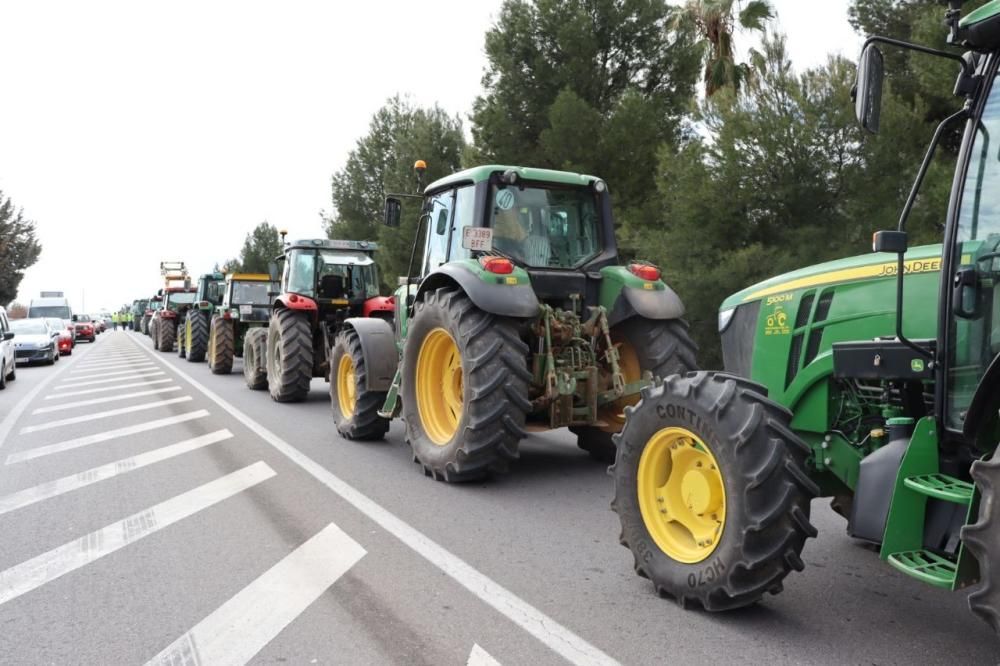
[
  {"xmin": 611, "ymin": 371, "xmax": 819, "ymax": 610},
  {"xmin": 329, "ymin": 328, "xmax": 390, "ymax": 440},
  {"xmin": 150, "ymin": 319, "xmax": 160, "ymax": 349},
  {"xmin": 243, "ymin": 327, "xmax": 268, "ymax": 390},
  {"xmin": 186, "ymin": 310, "xmax": 210, "ymax": 363},
  {"xmin": 208, "ymin": 315, "xmax": 234, "ymax": 375},
  {"xmin": 962, "ymin": 446, "xmax": 1000, "ymax": 634},
  {"xmin": 401, "ymin": 287, "xmax": 530, "ymax": 482},
  {"xmin": 158, "ymin": 319, "xmax": 175, "ymax": 353},
  {"xmin": 573, "ymin": 317, "xmax": 697, "ymax": 463},
  {"xmin": 266, "ymin": 308, "xmax": 313, "ymax": 402}
]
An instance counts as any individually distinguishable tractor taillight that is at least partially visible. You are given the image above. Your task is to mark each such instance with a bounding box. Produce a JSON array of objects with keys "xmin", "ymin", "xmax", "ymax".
[
  {"xmin": 629, "ymin": 263, "xmax": 660, "ymax": 281},
  {"xmin": 289, "ymin": 294, "xmax": 299, "ymax": 303},
  {"xmin": 480, "ymin": 256, "xmax": 514, "ymax": 275}
]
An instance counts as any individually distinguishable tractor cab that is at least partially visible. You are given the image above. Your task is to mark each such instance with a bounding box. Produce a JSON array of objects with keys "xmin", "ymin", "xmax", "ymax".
[
  {"xmin": 222, "ymin": 273, "xmax": 277, "ymax": 323},
  {"xmin": 276, "ymin": 238, "xmax": 384, "ymax": 319},
  {"xmin": 194, "ymin": 272, "xmax": 226, "ymax": 311}
]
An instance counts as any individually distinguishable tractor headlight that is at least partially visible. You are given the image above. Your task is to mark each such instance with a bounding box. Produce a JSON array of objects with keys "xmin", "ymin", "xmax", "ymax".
[{"xmin": 718, "ymin": 307, "xmax": 736, "ymax": 333}]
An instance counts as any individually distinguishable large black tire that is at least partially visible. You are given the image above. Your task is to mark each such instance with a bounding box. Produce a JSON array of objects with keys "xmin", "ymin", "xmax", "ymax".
[
  {"xmin": 208, "ymin": 315, "xmax": 234, "ymax": 375},
  {"xmin": 611, "ymin": 371, "xmax": 819, "ymax": 611},
  {"xmin": 266, "ymin": 308, "xmax": 313, "ymax": 402},
  {"xmin": 158, "ymin": 319, "xmax": 175, "ymax": 353},
  {"xmin": 243, "ymin": 327, "xmax": 268, "ymax": 390},
  {"xmin": 0, "ymin": 360, "xmax": 6, "ymax": 390},
  {"xmin": 330, "ymin": 328, "xmax": 390, "ymax": 440},
  {"xmin": 573, "ymin": 318, "xmax": 698, "ymax": 463},
  {"xmin": 962, "ymin": 447, "xmax": 1000, "ymax": 634},
  {"xmin": 186, "ymin": 310, "xmax": 209, "ymax": 363},
  {"xmin": 150, "ymin": 319, "xmax": 160, "ymax": 350},
  {"xmin": 401, "ymin": 287, "xmax": 530, "ymax": 482}
]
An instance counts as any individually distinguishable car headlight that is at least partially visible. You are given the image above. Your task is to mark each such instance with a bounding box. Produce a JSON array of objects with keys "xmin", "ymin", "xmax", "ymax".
[{"xmin": 718, "ymin": 307, "xmax": 736, "ymax": 333}]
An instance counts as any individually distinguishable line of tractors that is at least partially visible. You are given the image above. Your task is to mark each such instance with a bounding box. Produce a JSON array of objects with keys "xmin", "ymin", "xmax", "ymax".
[{"xmin": 124, "ymin": 2, "xmax": 1000, "ymax": 637}]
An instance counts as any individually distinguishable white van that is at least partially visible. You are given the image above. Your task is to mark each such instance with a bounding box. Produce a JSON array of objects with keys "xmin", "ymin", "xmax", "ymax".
[
  {"xmin": 28, "ymin": 295, "xmax": 73, "ymax": 320},
  {"xmin": 0, "ymin": 306, "xmax": 16, "ymax": 389}
]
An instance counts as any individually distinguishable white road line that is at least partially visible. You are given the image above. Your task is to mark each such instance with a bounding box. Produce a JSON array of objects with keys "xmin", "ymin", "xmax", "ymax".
[
  {"xmin": 468, "ymin": 644, "xmax": 502, "ymax": 666},
  {"xmin": 0, "ymin": 430, "xmax": 233, "ymax": 517},
  {"xmin": 0, "ymin": 340, "xmax": 98, "ymax": 451},
  {"xmin": 69, "ymin": 364, "xmax": 156, "ymax": 377},
  {"xmin": 19, "ymin": 397, "xmax": 193, "ymax": 434},
  {"xmin": 45, "ymin": 378, "xmax": 173, "ymax": 399},
  {"xmin": 0, "ymin": 462, "xmax": 274, "ymax": 607},
  {"xmin": 55, "ymin": 371, "xmax": 164, "ymax": 389},
  {"xmin": 72, "ymin": 361, "xmax": 156, "ymax": 372},
  {"xmin": 145, "ymin": 522, "xmax": 365, "ymax": 666},
  {"xmin": 78, "ymin": 353, "xmax": 149, "ymax": 363},
  {"xmin": 32, "ymin": 387, "xmax": 183, "ymax": 414},
  {"xmin": 6, "ymin": 410, "xmax": 210, "ymax": 464},
  {"xmin": 125, "ymin": 336, "xmax": 619, "ymax": 666}
]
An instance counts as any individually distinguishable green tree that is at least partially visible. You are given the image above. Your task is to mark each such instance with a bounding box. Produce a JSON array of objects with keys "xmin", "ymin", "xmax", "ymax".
[
  {"xmin": 237, "ymin": 222, "xmax": 283, "ymax": 273},
  {"xmin": 328, "ymin": 96, "xmax": 465, "ymax": 287},
  {"xmin": 0, "ymin": 190, "xmax": 42, "ymax": 305},
  {"xmin": 677, "ymin": 0, "xmax": 774, "ymax": 96}
]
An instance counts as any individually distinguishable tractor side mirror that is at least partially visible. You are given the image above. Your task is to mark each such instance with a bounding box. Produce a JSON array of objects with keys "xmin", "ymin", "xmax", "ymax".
[
  {"xmin": 873, "ymin": 230, "xmax": 907, "ymax": 254},
  {"xmin": 384, "ymin": 197, "xmax": 402, "ymax": 228},
  {"xmin": 268, "ymin": 261, "xmax": 279, "ymax": 283},
  {"xmin": 855, "ymin": 44, "xmax": 884, "ymax": 134}
]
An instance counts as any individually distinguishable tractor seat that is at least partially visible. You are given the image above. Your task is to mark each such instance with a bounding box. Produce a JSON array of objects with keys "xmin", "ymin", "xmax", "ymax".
[{"xmin": 319, "ymin": 274, "xmax": 346, "ymax": 299}]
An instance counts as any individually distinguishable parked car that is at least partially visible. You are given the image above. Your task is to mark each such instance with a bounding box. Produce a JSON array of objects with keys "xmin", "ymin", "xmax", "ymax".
[
  {"xmin": 45, "ymin": 317, "xmax": 74, "ymax": 355},
  {"xmin": 72, "ymin": 314, "xmax": 96, "ymax": 342},
  {"xmin": 90, "ymin": 314, "xmax": 106, "ymax": 334},
  {"xmin": 11, "ymin": 319, "xmax": 59, "ymax": 365},
  {"xmin": 0, "ymin": 307, "xmax": 15, "ymax": 388},
  {"xmin": 27, "ymin": 295, "xmax": 72, "ymax": 321}
]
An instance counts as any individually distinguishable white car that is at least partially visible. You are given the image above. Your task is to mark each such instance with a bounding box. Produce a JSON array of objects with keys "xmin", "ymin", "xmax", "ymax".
[
  {"xmin": 0, "ymin": 307, "xmax": 16, "ymax": 389},
  {"xmin": 11, "ymin": 318, "xmax": 60, "ymax": 365}
]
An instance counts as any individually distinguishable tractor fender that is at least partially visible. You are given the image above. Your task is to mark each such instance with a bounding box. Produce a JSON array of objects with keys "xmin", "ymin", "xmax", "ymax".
[
  {"xmin": 416, "ymin": 264, "xmax": 540, "ymax": 318},
  {"xmin": 341, "ymin": 317, "xmax": 397, "ymax": 391},
  {"xmin": 273, "ymin": 293, "xmax": 318, "ymax": 312},
  {"xmin": 608, "ymin": 284, "xmax": 686, "ymax": 326},
  {"xmin": 363, "ymin": 295, "xmax": 394, "ymax": 317}
]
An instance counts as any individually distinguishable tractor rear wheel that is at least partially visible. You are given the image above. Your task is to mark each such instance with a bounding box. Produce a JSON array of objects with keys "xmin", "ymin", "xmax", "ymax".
[
  {"xmin": 208, "ymin": 315, "xmax": 234, "ymax": 375},
  {"xmin": 150, "ymin": 319, "xmax": 160, "ymax": 349},
  {"xmin": 158, "ymin": 319, "xmax": 175, "ymax": 353},
  {"xmin": 243, "ymin": 327, "xmax": 268, "ymax": 390},
  {"xmin": 611, "ymin": 371, "xmax": 819, "ymax": 610},
  {"xmin": 573, "ymin": 317, "xmax": 697, "ymax": 463},
  {"xmin": 186, "ymin": 310, "xmax": 209, "ymax": 363},
  {"xmin": 962, "ymin": 446, "xmax": 1000, "ymax": 634},
  {"xmin": 266, "ymin": 308, "xmax": 313, "ymax": 402},
  {"xmin": 330, "ymin": 328, "xmax": 389, "ymax": 440},
  {"xmin": 401, "ymin": 287, "xmax": 530, "ymax": 482}
]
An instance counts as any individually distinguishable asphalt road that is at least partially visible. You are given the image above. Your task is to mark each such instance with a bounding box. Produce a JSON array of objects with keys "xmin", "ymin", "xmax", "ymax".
[{"xmin": 0, "ymin": 330, "xmax": 996, "ymax": 665}]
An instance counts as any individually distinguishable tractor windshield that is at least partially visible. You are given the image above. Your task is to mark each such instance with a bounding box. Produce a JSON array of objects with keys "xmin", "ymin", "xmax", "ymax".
[
  {"xmin": 947, "ymin": 72, "xmax": 1000, "ymax": 427},
  {"xmin": 167, "ymin": 292, "xmax": 196, "ymax": 307},
  {"xmin": 287, "ymin": 249, "xmax": 379, "ymax": 299},
  {"xmin": 231, "ymin": 281, "xmax": 273, "ymax": 305},
  {"xmin": 488, "ymin": 184, "xmax": 602, "ymax": 268}
]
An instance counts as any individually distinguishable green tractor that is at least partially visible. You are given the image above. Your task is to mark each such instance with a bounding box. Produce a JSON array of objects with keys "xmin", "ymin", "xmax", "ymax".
[
  {"xmin": 252, "ymin": 237, "xmax": 394, "ymax": 401},
  {"xmin": 130, "ymin": 299, "xmax": 148, "ymax": 332},
  {"xmin": 331, "ymin": 162, "xmax": 695, "ymax": 478},
  {"xmin": 611, "ymin": 0, "xmax": 1000, "ymax": 633},
  {"xmin": 180, "ymin": 272, "xmax": 226, "ymax": 362},
  {"xmin": 202, "ymin": 272, "xmax": 278, "ymax": 376}
]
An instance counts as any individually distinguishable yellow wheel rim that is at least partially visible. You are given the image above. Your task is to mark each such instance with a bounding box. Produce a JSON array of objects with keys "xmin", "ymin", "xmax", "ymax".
[
  {"xmin": 337, "ymin": 353, "xmax": 356, "ymax": 418},
  {"xmin": 637, "ymin": 427, "xmax": 726, "ymax": 563},
  {"xmin": 415, "ymin": 327, "xmax": 463, "ymax": 446},
  {"xmin": 601, "ymin": 336, "xmax": 641, "ymax": 431}
]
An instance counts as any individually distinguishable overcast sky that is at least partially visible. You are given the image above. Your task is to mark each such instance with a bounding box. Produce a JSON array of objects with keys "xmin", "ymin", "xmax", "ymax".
[{"xmin": 1, "ymin": 0, "xmax": 861, "ymax": 313}]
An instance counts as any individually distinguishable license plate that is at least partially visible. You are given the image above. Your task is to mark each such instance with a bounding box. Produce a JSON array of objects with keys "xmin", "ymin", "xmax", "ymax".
[
  {"xmin": 461, "ymin": 226, "xmax": 493, "ymax": 252},
  {"xmin": 239, "ymin": 305, "xmax": 252, "ymax": 316}
]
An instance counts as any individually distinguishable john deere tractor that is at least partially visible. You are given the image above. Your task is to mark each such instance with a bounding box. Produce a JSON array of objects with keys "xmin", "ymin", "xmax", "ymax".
[
  {"xmin": 331, "ymin": 162, "xmax": 695, "ymax": 478},
  {"xmin": 130, "ymin": 299, "xmax": 148, "ymax": 332},
  {"xmin": 254, "ymin": 237, "xmax": 393, "ymax": 401},
  {"xmin": 180, "ymin": 272, "xmax": 226, "ymax": 362},
  {"xmin": 611, "ymin": 1, "xmax": 1000, "ymax": 633},
  {"xmin": 202, "ymin": 272, "xmax": 278, "ymax": 375}
]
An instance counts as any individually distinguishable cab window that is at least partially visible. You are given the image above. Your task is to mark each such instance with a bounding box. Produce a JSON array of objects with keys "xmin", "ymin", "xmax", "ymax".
[{"xmin": 423, "ymin": 189, "xmax": 455, "ymax": 275}]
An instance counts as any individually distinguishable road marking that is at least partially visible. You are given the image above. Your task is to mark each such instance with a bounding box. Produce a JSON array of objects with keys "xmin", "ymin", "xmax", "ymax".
[
  {"xmin": 0, "ymin": 462, "xmax": 275, "ymax": 607},
  {"xmin": 78, "ymin": 353, "xmax": 149, "ymax": 363},
  {"xmin": 73, "ymin": 361, "xmax": 156, "ymax": 372},
  {"xmin": 0, "ymin": 340, "xmax": 98, "ymax": 451},
  {"xmin": 6, "ymin": 410, "xmax": 210, "ymax": 464},
  {"xmin": 145, "ymin": 522, "xmax": 365, "ymax": 666},
  {"xmin": 32, "ymin": 387, "xmax": 183, "ymax": 414},
  {"xmin": 126, "ymin": 337, "xmax": 620, "ymax": 666},
  {"xmin": 68, "ymin": 364, "xmax": 156, "ymax": 377},
  {"xmin": 45, "ymin": 378, "xmax": 173, "ymax": 399},
  {"xmin": 55, "ymin": 371, "xmax": 165, "ymax": 389},
  {"xmin": 468, "ymin": 644, "xmax": 502, "ymax": 666},
  {"xmin": 0, "ymin": 430, "xmax": 233, "ymax": 517},
  {"xmin": 19, "ymin": 396, "xmax": 193, "ymax": 434}
]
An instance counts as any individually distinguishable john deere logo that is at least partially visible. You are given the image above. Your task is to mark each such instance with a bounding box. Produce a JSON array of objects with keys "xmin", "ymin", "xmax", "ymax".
[{"xmin": 911, "ymin": 359, "xmax": 925, "ymax": 372}]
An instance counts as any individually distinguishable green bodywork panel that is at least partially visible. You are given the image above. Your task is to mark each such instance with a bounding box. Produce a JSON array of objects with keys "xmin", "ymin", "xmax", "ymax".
[
  {"xmin": 425, "ymin": 164, "xmax": 601, "ymax": 193},
  {"xmin": 598, "ymin": 265, "xmax": 666, "ymax": 312},
  {"xmin": 451, "ymin": 258, "xmax": 531, "ymax": 286},
  {"xmin": 961, "ymin": 0, "xmax": 1000, "ymax": 28}
]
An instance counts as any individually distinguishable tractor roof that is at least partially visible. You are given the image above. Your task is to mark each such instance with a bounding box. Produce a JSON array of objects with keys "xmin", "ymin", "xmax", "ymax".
[
  {"xmin": 287, "ymin": 238, "xmax": 377, "ymax": 252},
  {"xmin": 425, "ymin": 165, "xmax": 602, "ymax": 193},
  {"xmin": 722, "ymin": 243, "xmax": 944, "ymax": 308},
  {"xmin": 227, "ymin": 272, "xmax": 271, "ymax": 282},
  {"xmin": 199, "ymin": 272, "xmax": 225, "ymax": 280}
]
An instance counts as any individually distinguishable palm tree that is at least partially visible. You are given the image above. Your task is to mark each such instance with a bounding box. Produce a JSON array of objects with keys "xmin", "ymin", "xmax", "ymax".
[{"xmin": 677, "ymin": 0, "xmax": 774, "ymax": 97}]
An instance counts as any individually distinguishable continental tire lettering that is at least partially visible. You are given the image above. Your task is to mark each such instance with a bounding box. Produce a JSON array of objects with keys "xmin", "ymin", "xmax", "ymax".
[
  {"xmin": 687, "ymin": 559, "xmax": 727, "ymax": 588},
  {"xmin": 653, "ymin": 403, "xmax": 716, "ymax": 445}
]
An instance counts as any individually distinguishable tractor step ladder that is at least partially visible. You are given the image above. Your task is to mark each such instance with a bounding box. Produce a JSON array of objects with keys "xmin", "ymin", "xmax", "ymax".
[{"xmin": 886, "ymin": 472, "xmax": 973, "ymax": 588}]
